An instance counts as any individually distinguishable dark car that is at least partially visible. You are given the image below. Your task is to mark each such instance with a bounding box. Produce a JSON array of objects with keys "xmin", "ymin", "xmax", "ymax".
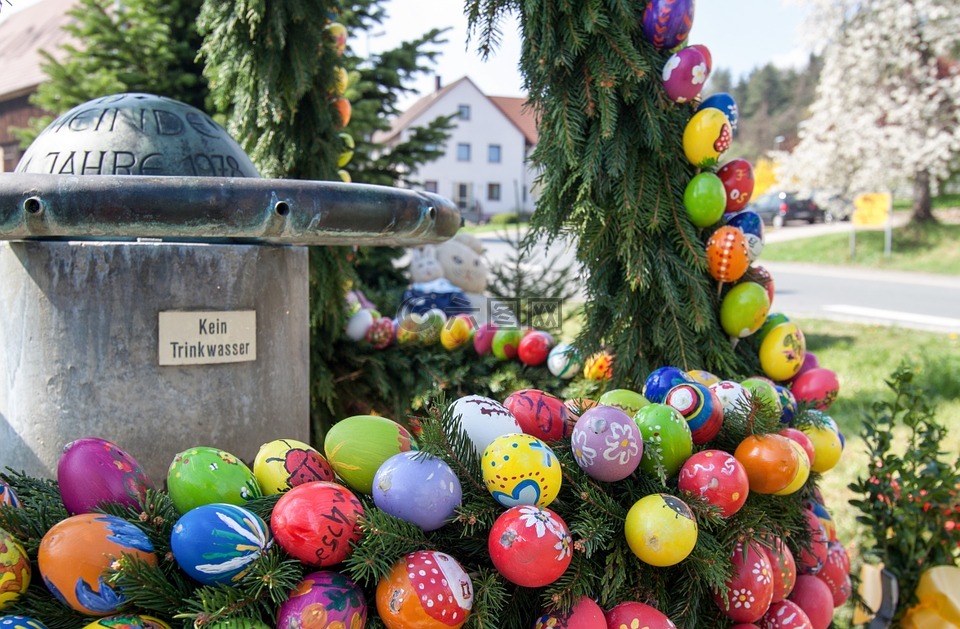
[{"xmin": 748, "ymin": 191, "xmax": 827, "ymax": 227}]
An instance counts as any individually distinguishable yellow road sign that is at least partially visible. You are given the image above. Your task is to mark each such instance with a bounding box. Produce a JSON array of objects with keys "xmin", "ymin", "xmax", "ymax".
[{"xmin": 853, "ymin": 192, "xmax": 891, "ymax": 227}]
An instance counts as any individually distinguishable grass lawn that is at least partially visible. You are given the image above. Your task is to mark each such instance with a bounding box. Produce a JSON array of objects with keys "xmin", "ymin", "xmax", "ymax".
[
  {"xmin": 460, "ymin": 221, "xmax": 529, "ymax": 235},
  {"xmin": 762, "ymin": 221, "xmax": 960, "ymax": 275}
]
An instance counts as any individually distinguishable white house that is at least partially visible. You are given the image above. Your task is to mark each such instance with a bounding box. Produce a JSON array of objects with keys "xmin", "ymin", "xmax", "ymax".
[{"xmin": 373, "ymin": 76, "xmax": 539, "ymax": 220}]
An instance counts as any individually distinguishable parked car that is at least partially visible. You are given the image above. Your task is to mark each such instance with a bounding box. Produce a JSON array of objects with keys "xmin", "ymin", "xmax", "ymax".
[{"xmin": 748, "ymin": 191, "xmax": 827, "ymax": 227}]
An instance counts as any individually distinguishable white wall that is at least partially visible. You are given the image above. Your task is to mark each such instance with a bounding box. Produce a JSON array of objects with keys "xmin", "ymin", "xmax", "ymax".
[{"xmin": 402, "ymin": 80, "xmax": 536, "ymax": 217}]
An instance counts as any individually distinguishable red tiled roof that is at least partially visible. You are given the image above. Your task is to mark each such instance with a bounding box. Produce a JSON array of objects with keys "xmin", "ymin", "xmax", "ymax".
[
  {"xmin": 489, "ymin": 95, "xmax": 538, "ymax": 145},
  {"xmin": 372, "ymin": 76, "xmax": 472, "ymax": 145},
  {"xmin": 0, "ymin": 0, "xmax": 77, "ymax": 101}
]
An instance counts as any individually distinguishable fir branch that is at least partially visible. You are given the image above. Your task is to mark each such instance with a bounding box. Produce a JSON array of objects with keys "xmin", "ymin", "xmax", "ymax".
[
  {"xmin": 0, "ymin": 469, "xmax": 68, "ymax": 555},
  {"xmin": 466, "ymin": 567, "xmax": 509, "ymax": 629},
  {"xmin": 108, "ymin": 553, "xmax": 195, "ymax": 618},
  {"xmin": 344, "ymin": 504, "xmax": 433, "ymax": 587}
]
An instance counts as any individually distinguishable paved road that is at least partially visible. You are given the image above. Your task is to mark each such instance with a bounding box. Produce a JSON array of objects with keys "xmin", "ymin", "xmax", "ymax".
[{"xmin": 478, "ymin": 221, "xmax": 960, "ymax": 334}]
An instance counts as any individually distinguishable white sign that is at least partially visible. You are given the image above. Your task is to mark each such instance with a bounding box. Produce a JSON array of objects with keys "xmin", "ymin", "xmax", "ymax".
[{"xmin": 158, "ymin": 310, "xmax": 256, "ymax": 366}]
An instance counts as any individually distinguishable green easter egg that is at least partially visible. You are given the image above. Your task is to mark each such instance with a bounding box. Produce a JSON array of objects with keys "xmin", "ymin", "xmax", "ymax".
[
  {"xmin": 324, "ymin": 415, "xmax": 417, "ymax": 494},
  {"xmin": 756, "ymin": 312, "xmax": 790, "ymax": 345},
  {"xmin": 597, "ymin": 389, "xmax": 650, "ymax": 416},
  {"xmin": 491, "ymin": 328, "xmax": 522, "ymax": 360},
  {"xmin": 740, "ymin": 377, "xmax": 783, "ymax": 416},
  {"xmin": 684, "ymin": 172, "xmax": 727, "ymax": 228},
  {"xmin": 633, "ymin": 404, "xmax": 693, "ymax": 477},
  {"xmin": 720, "ymin": 281, "xmax": 770, "ymax": 338},
  {"xmin": 166, "ymin": 447, "xmax": 261, "ymax": 514}
]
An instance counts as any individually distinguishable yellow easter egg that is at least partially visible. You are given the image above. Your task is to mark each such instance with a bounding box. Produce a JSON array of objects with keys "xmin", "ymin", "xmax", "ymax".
[
  {"xmin": 759, "ymin": 322, "xmax": 806, "ymax": 382},
  {"xmin": 774, "ymin": 439, "xmax": 811, "ymax": 495},
  {"xmin": 482, "ymin": 434, "xmax": 561, "ymax": 508},
  {"xmin": 583, "ymin": 352, "xmax": 614, "ymax": 380},
  {"xmin": 440, "ymin": 314, "xmax": 476, "ymax": 351},
  {"xmin": 683, "ymin": 107, "xmax": 732, "ymax": 169},
  {"xmin": 0, "ymin": 526, "xmax": 30, "ymax": 610},
  {"xmin": 687, "ymin": 369, "xmax": 720, "ymax": 386},
  {"xmin": 800, "ymin": 424, "xmax": 843, "ymax": 473},
  {"xmin": 253, "ymin": 438, "xmax": 335, "ymax": 495}
]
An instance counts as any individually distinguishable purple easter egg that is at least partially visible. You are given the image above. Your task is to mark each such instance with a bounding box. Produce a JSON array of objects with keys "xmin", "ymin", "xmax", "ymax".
[
  {"xmin": 276, "ymin": 571, "xmax": 367, "ymax": 628},
  {"xmin": 662, "ymin": 47, "xmax": 709, "ymax": 103},
  {"xmin": 571, "ymin": 406, "xmax": 643, "ymax": 482},
  {"xmin": 664, "ymin": 382, "xmax": 724, "ymax": 444},
  {"xmin": 789, "ymin": 351, "xmax": 820, "ymax": 384},
  {"xmin": 373, "ymin": 451, "xmax": 462, "ymax": 531},
  {"xmin": 57, "ymin": 437, "xmax": 151, "ymax": 515},
  {"xmin": 642, "ymin": 0, "xmax": 696, "ymax": 50},
  {"xmin": 643, "ymin": 366, "xmax": 694, "ymax": 404}
]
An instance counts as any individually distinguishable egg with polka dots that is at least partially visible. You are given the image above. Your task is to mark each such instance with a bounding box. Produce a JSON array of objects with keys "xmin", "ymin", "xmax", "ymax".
[
  {"xmin": 482, "ymin": 434, "xmax": 562, "ymax": 508},
  {"xmin": 376, "ymin": 550, "xmax": 473, "ymax": 629}
]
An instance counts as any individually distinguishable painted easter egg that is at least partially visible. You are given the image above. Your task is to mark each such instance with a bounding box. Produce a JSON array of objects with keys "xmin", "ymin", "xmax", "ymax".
[
  {"xmin": 482, "ymin": 434, "xmax": 561, "ymax": 508},
  {"xmin": 714, "ymin": 540, "xmax": 775, "ymax": 623},
  {"xmin": 750, "ymin": 265, "xmax": 776, "ymax": 305},
  {"xmin": 734, "ymin": 434, "xmax": 800, "ymax": 495},
  {"xmin": 662, "ymin": 47, "xmax": 709, "ymax": 103},
  {"xmin": 625, "ymin": 493, "xmax": 698, "ymax": 567},
  {"xmin": 741, "ymin": 377, "xmax": 783, "ymax": 417},
  {"xmin": 0, "ymin": 528, "xmax": 30, "ymax": 610},
  {"xmin": 473, "ymin": 322, "xmax": 498, "ymax": 355},
  {"xmin": 687, "ymin": 369, "xmax": 721, "ymax": 386},
  {"xmin": 326, "ymin": 22, "xmax": 347, "ymax": 56},
  {"xmin": 38, "ymin": 513, "xmax": 156, "ymax": 615},
  {"xmin": 806, "ymin": 501, "xmax": 837, "ymax": 542},
  {"xmin": 503, "ymin": 389, "xmax": 575, "ymax": 442},
  {"xmin": 518, "ymin": 330, "xmax": 554, "ymax": 366},
  {"xmin": 726, "ymin": 210, "xmax": 764, "ymax": 260},
  {"xmin": 373, "ymin": 451, "xmax": 462, "ymax": 531},
  {"xmin": 684, "ymin": 172, "xmax": 727, "ymax": 228},
  {"xmin": 82, "ymin": 616, "xmax": 172, "ymax": 628},
  {"xmin": 583, "ymin": 351, "xmax": 614, "ymax": 380},
  {"xmin": 683, "ymin": 107, "xmax": 732, "ymax": 169},
  {"xmin": 570, "ymin": 405, "xmax": 643, "ymax": 482},
  {"xmin": 0, "ymin": 619, "xmax": 47, "ymax": 629},
  {"xmin": 677, "ymin": 450, "xmax": 749, "ymax": 517},
  {"xmin": 761, "ymin": 535, "xmax": 798, "ymax": 603},
  {"xmin": 171, "ymin": 503, "xmax": 272, "ymax": 585},
  {"xmin": 57, "ymin": 437, "xmax": 150, "ymax": 516},
  {"xmin": 719, "ymin": 160, "xmax": 756, "ymax": 217},
  {"xmin": 790, "ymin": 368, "xmax": 839, "ymax": 411},
  {"xmin": 773, "ymin": 440, "xmax": 811, "ymax": 496},
  {"xmin": 0, "ymin": 482, "xmax": 20, "ymax": 509},
  {"xmin": 547, "ymin": 342, "xmax": 582, "ymax": 379},
  {"xmin": 759, "ymin": 600, "xmax": 813, "ymax": 629},
  {"xmin": 757, "ymin": 313, "xmax": 791, "ymax": 346},
  {"xmin": 253, "ymin": 438, "xmax": 334, "ymax": 496},
  {"xmin": 779, "ymin": 428, "xmax": 816, "ymax": 469},
  {"xmin": 689, "ymin": 44, "xmax": 712, "ymax": 73},
  {"xmin": 699, "ymin": 92, "xmax": 740, "ymax": 135},
  {"xmin": 441, "ymin": 314, "xmax": 476, "ymax": 351},
  {"xmin": 633, "ymin": 403, "xmax": 693, "ymax": 477},
  {"xmin": 271, "ymin": 481, "xmax": 364, "ymax": 567},
  {"xmin": 166, "ymin": 447, "xmax": 261, "ymax": 514},
  {"xmin": 789, "ymin": 351, "xmax": 820, "ymax": 384},
  {"xmin": 798, "ymin": 423, "xmax": 842, "ymax": 474},
  {"xmin": 643, "ymin": 366, "xmax": 694, "ymax": 404},
  {"xmin": 488, "ymin": 506, "xmax": 571, "ymax": 587},
  {"xmin": 642, "ymin": 0, "xmax": 695, "ymax": 50},
  {"xmin": 759, "ymin": 323, "xmax": 806, "ymax": 382},
  {"xmin": 721, "ymin": 282, "xmax": 771, "ymax": 338},
  {"xmin": 706, "ymin": 225, "xmax": 750, "ymax": 283},
  {"xmin": 492, "ymin": 328, "xmax": 522, "ymax": 360},
  {"xmin": 534, "ymin": 596, "xmax": 605, "ymax": 628},
  {"xmin": 277, "ymin": 571, "xmax": 367, "ymax": 629},
  {"xmin": 448, "ymin": 395, "xmax": 522, "ymax": 458},
  {"xmin": 709, "ymin": 380, "xmax": 752, "ymax": 416},
  {"xmin": 665, "ymin": 382, "xmax": 724, "ymax": 444},
  {"xmin": 796, "ymin": 510, "xmax": 829, "ymax": 576},
  {"xmin": 814, "ymin": 543, "xmax": 849, "ymax": 607},
  {"xmin": 323, "ymin": 415, "xmax": 417, "ymax": 494},
  {"xmin": 597, "ymin": 389, "xmax": 650, "ymax": 415},
  {"xmin": 376, "ymin": 551, "xmax": 473, "ymax": 629},
  {"xmin": 605, "ymin": 601, "xmax": 677, "ymax": 628},
  {"xmin": 788, "ymin": 576, "xmax": 833, "ymax": 629},
  {"xmin": 366, "ymin": 316, "xmax": 396, "ymax": 349}
]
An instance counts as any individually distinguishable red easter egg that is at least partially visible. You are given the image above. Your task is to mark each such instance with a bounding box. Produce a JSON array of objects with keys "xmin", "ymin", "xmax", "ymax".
[
  {"xmin": 518, "ymin": 331, "xmax": 554, "ymax": 366},
  {"xmin": 473, "ymin": 322, "xmax": 498, "ymax": 355},
  {"xmin": 814, "ymin": 542, "xmax": 850, "ymax": 607},
  {"xmin": 834, "ymin": 574, "xmax": 852, "ymax": 607},
  {"xmin": 376, "ymin": 550, "xmax": 473, "ymax": 629},
  {"xmin": 605, "ymin": 601, "xmax": 677, "ymax": 628},
  {"xmin": 796, "ymin": 509, "xmax": 829, "ymax": 575},
  {"xmin": 714, "ymin": 539, "xmax": 775, "ymax": 623},
  {"xmin": 503, "ymin": 389, "xmax": 576, "ymax": 441},
  {"xmin": 734, "ymin": 434, "xmax": 800, "ymax": 495},
  {"xmin": 58, "ymin": 437, "xmax": 150, "ymax": 516},
  {"xmin": 271, "ymin": 481, "xmax": 364, "ymax": 567},
  {"xmin": 534, "ymin": 596, "xmax": 606, "ymax": 628},
  {"xmin": 488, "ymin": 505, "xmax": 571, "ymax": 587},
  {"xmin": 778, "ymin": 428, "xmax": 816, "ymax": 468},
  {"xmin": 788, "ymin": 575, "xmax": 834, "ymax": 629},
  {"xmin": 731, "ymin": 625, "xmax": 761, "ymax": 629},
  {"xmin": 678, "ymin": 450, "xmax": 749, "ymax": 517},
  {"xmin": 749, "ymin": 265, "xmax": 775, "ymax": 305},
  {"xmin": 706, "ymin": 226, "xmax": 750, "ymax": 283},
  {"xmin": 790, "ymin": 368, "xmax": 839, "ymax": 411},
  {"xmin": 761, "ymin": 536, "xmax": 797, "ymax": 602},
  {"xmin": 718, "ymin": 159, "xmax": 756, "ymax": 213},
  {"xmin": 759, "ymin": 600, "xmax": 813, "ymax": 629}
]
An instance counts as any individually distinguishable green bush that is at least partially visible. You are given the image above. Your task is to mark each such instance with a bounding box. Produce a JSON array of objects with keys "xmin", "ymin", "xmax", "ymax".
[{"xmin": 487, "ymin": 212, "xmax": 522, "ymax": 225}]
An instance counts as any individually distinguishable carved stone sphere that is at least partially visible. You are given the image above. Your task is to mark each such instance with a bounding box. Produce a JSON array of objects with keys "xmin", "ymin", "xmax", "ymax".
[{"xmin": 17, "ymin": 93, "xmax": 260, "ymax": 178}]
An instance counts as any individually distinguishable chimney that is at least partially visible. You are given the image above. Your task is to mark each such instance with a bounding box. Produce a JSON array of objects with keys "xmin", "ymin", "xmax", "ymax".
[{"xmin": 435, "ymin": 76, "xmax": 442, "ymax": 92}]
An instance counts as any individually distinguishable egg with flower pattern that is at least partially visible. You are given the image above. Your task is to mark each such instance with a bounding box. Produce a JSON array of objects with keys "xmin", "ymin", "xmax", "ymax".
[
  {"xmin": 571, "ymin": 406, "xmax": 643, "ymax": 482},
  {"xmin": 278, "ymin": 571, "xmax": 367, "ymax": 629},
  {"xmin": 488, "ymin": 506, "xmax": 571, "ymax": 587}
]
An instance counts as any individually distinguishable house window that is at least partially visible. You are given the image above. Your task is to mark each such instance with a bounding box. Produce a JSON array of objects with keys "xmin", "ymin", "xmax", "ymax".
[
  {"xmin": 0, "ymin": 143, "xmax": 19, "ymax": 173},
  {"xmin": 458, "ymin": 104, "xmax": 471, "ymax": 120},
  {"xmin": 454, "ymin": 182, "xmax": 473, "ymax": 210},
  {"xmin": 488, "ymin": 183, "xmax": 501, "ymax": 201},
  {"xmin": 424, "ymin": 180, "xmax": 438, "ymax": 193},
  {"xmin": 488, "ymin": 144, "xmax": 501, "ymax": 163},
  {"xmin": 457, "ymin": 143, "xmax": 471, "ymax": 162}
]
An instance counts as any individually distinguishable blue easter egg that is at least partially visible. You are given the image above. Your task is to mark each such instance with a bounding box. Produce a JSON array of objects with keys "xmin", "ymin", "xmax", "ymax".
[
  {"xmin": 726, "ymin": 210, "xmax": 764, "ymax": 239},
  {"xmin": 698, "ymin": 92, "xmax": 739, "ymax": 133},
  {"xmin": 642, "ymin": 0, "xmax": 695, "ymax": 50},
  {"xmin": 171, "ymin": 504, "xmax": 272, "ymax": 585},
  {"xmin": 643, "ymin": 366, "xmax": 694, "ymax": 404},
  {"xmin": 664, "ymin": 382, "xmax": 724, "ymax": 444},
  {"xmin": 373, "ymin": 451, "xmax": 462, "ymax": 531},
  {"xmin": 0, "ymin": 482, "xmax": 20, "ymax": 508},
  {"xmin": 0, "ymin": 617, "xmax": 48, "ymax": 629},
  {"xmin": 775, "ymin": 385, "xmax": 798, "ymax": 424}
]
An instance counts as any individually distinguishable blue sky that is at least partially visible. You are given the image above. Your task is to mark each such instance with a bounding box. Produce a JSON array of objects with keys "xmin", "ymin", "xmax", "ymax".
[{"xmin": 374, "ymin": 0, "xmax": 811, "ymax": 104}]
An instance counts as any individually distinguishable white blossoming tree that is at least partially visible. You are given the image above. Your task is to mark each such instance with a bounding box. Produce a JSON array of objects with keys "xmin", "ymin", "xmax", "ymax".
[{"xmin": 781, "ymin": 0, "xmax": 960, "ymax": 223}]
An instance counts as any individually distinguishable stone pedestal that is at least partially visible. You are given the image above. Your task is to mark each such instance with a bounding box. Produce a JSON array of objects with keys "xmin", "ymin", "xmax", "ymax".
[{"xmin": 0, "ymin": 240, "xmax": 309, "ymax": 484}]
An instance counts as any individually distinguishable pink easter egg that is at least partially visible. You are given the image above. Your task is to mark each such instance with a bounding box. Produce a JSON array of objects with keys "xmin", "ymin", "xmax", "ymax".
[
  {"xmin": 662, "ymin": 47, "xmax": 709, "ymax": 104},
  {"xmin": 58, "ymin": 437, "xmax": 151, "ymax": 515}
]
